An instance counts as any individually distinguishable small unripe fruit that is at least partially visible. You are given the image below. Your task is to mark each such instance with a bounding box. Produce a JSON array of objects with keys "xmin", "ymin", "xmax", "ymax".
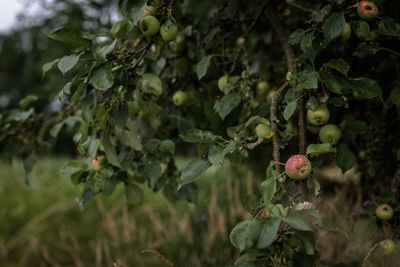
[
  {"xmin": 376, "ymin": 204, "xmax": 394, "ymax": 221},
  {"xmin": 143, "ymin": 5, "xmax": 156, "ymax": 17},
  {"xmin": 170, "ymin": 33, "xmax": 186, "ymax": 53},
  {"xmin": 160, "ymin": 20, "xmax": 178, "ymax": 42},
  {"xmin": 255, "ymin": 123, "xmax": 273, "ymax": 139},
  {"xmin": 257, "ymin": 81, "xmax": 270, "ymax": 95},
  {"xmin": 307, "ymin": 106, "xmax": 330, "ymax": 126},
  {"xmin": 172, "ymin": 90, "xmax": 188, "ymax": 106},
  {"xmin": 380, "ymin": 239, "xmax": 397, "ymax": 256},
  {"xmin": 140, "ymin": 15, "xmax": 160, "ymax": 38},
  {"xmin": 218, "ymin": 75, "xmax": 230, "ymax": 92},
  {"xmin": 319, "ymin": 124, "xmax": 341, "ymax": 145},
  {"xmin": 341, "ymin": 22, "xmax": 352, "ymax": 41},
  {"xmin": 285, "ymin": 155, "xmax": 312, "ymax": 180},
  {"xmin": 357, "ymin": 1, "xmax": 378, "ymax": 19}
]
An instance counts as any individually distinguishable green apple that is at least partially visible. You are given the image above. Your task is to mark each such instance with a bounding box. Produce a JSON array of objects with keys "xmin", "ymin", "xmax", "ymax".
[
  {"xmin": 341, "ymin": 22, "xmax": 351, "ymax": 41},
  {"xmin": 257, "ymin": 81, "xmax": 270, "ymax": 95},
  {"xmin": 307, "ymin": 106, "xmax": 330, "ymax": 126},
  {"xmin": 172, "ymin": 90, "xmax": 188, "ymax": 106},
  {"xmin": 170, "ymin": 33, "xmax": 186, "ymax": 53},
  {"xmin": 380, "ymin": 239, "xmax": 397, "ymax": 256},
  {"xmin": 160, "ymin": 20, "xmax": 178, "ymax": 42},
  {"xmin": 376, "ymin": 204, "xmax": 394, "ymax": 221},
  {"xmin": 357, "ymin": 1, "xmax": 379, "ymax": 19},
  {"xmin": 218, "ymin": 75, "xmax": 230, "ymax": 92},
  {"xmin": 319, "ymin": 124, "xmax": 341, "ymax": 145},
  {"xmin": 140, "ymin": 15, "xmax": 160, "ymax": 38},
  {"xmin": 143, "ymin": 5, "xmax": 156, "ymax": 17},
  {"xmin": 255, "ymin": 123, "xmax": 273, "ymax": 139}
]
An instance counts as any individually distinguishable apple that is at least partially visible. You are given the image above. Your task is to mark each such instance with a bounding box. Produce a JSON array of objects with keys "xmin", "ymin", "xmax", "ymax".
[
  {"xmin": 357, "ymin": 1, "xmax": 378, "ymax": 19},
  {"xmin": 159, "ymin": 139, "xmax": 176, "ymax": 154},
  {"xmin": 143, "ymin": 5, "xmax": 156, "ymax": 17},
  {"xmin": 319, "ymin": 124, "xmax": 341, "ymax": 145},
  {"xmin": 285, "ymin": 155, "xmax": 312, "ymax": 180},
  {"xmin": 376, "ymin": 204, "xmax": 394, "ymax": 221},
  {"xmin": 172, "ymin": 90, "xmax": 188, "ymax": 106},
  {"xmin": 140, "ymin": 15, "xmax": 160, "ymax": 38},
  {"xmin": 170, "ymin": 33, "xmax": 186, "ymax": 53},
  {"xmin": 160, "ymin": 20, "xmax": 178, "ymax": 42},
  {"xmin": 341, "ymin": 22, "xmax": 352, "ymax": 41},
  {"xmin": 218, "ymin": 75, "xmax": 230, "ymax": 92},
  {"xmin": 307, "ymin": 106, "xmax": 330, "ymax": 126},
  {"xmin": 257, "ymin": 81, "xmax": 270, "ymax": 95},
  {"xmin": 92, "ymin": 155, "xmax": 105, "ymax": 170},
  {"xmin": 255, "ymin": 123, "xmax": 273, "ymax": 139},
  {"xmin": 236, "ymin": 36, "xmax": 245, "ymax": 47},
  {"xmin": 380, "ymin": 239, "xmax": 397, "ymax": 256}
]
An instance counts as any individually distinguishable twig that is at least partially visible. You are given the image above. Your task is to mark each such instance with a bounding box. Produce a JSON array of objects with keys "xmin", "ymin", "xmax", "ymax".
[
  {"xmin": 130, "ymin": 42, "xmax": 153, "ymax": 69},
  {"xmin": 141, "ymin": 249, "xmax": 176, "ymax": 267},
  {"xmin": 361, "ymin": 242, "xmax": 381, "ymax": 267}
]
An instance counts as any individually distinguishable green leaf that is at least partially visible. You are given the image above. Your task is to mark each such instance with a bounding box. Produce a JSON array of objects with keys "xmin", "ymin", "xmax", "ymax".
[
  {"xmin": 214, "ymin": 92, "xmax": 241, "ymax": 120},
  {"xmin": 323, "ymin": 12, "xmax": 345, "ymax": 41},
  {"xmin": 180, "ymin": 128, "xmax": 220, "ymax": 143},
  {"xmin": 208, "ymin": 141, "xmax": 236, "ymax": 166},
  {"xmin": 119, "ymin": 0, "xmax": 147, "ymax": 26},
  {"xmin": 282, "ymin": 209, "xmax": 322, "ymax": 232},
  {"xmin": 179, "ymin": 158, "xmax": 211, "ymax": 189},
  {"xmin": 324, "ymin": 58, "xmax": 349, "ymax": 76},
  {"xmin": 19, "ymin": 94, "xmax": 39, "ymax": 109},
  {"xmin": 59, "ymin": 160, "xmax": 88, "ymax": 185},
  {"xmin": 353, "ymin": 20, "xmax": 370, "ymax": 39},
  {"xmin": 230, "ymin": 220, "xmax": 262, "ymax": 251},
  {"xmin": 377, "ymin": 18, "xmax": 400, "ymax": 38},
  {"xmin": 310, "ymin": 5, "xmax": 331, "ymax": 22},
  {"xmin": 140, "ymin": 73, "xmax": 163, "ymax": 96},
  {"xmin": 349, "ymin": 78, "xmax": 382, "ymax": 99},
  {"xmin": 49, "ymin": 28, "xmax": 91, "ymax": 52},
  {"xmin": 101, "ymin": 132, "xmax": 120, "ymax": 167},
  {"xmin": 97, "ymin": 39, "xmax": 117, "ymax": 60},
  {"xmin": 256, "ymin": 218, "xmax": 281, "ymax": 249},
  {"xmin": 390, "ymin": 87, "xmax": 400, "ymax": 108},
  {"xmin": 319, "ymin": 71, "xmax": 347, "ymax": 94},
  {"xmin": 336, "ymin": 143, "xmax": 356, "ymax": 173},
  {"xmin": 295, "ymin": 69, "xmax": 319, "ymax": 91},
  {"xmin": 283, "ymin": 100, "xmax": 297, "ymax": 121},
  {"xmin": 58, "ymin": 54, "xmax": 80, "ymax": 76},
  {"xmin": 111, "ymin": 19, "xmax": 133, "ymax": 36},
  {"xmin": 196, "ymin": 55, "xmax": 212, "ymax": 80},
  {"xmin": 142, "ymin": 157, "xmax": 161, "ymax": 187},
  {"xmin": 42, "ymin": 59, "xmax": 60, "ymax": 77},
  {"xmin": 125, "ymin": 183, "xmax": 143, "ymax": 205},
  {"xmin": 261, "ymin": 162, "xmax": 276, "ymax": 208},
  {"xmin": 116, "ymin": 127, "xmax": 142, "ymax": 151},
  {"xmin": 90, "ymin": 63, "xmax": 114, "ymax": 91},
  {"xmin": 306, "ymin": 143, "xmax": 335, "ymax": 157}
]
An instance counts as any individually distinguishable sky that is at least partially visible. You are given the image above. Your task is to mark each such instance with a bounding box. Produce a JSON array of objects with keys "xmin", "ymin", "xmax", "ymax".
[{"xmin": 0, "ymin": 1, "xmax": 24, "ymax": 32}]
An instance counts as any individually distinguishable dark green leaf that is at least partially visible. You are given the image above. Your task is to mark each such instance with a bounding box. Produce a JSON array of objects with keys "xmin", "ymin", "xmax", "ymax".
[
  {"xmin": 261, "ymin": 162, "xmax": 276, "ymax": 208},
  {"xmin": 58, "ymin": 54, "xmax": 80, "ymax": 76},
  {"xmin": 377, "ymin": 18, "xmax": 400, "ymax": 38},
  {"xmin": 324, "ymin": 58, "xmax": 349, "ymax": 76},
  {"xmin": 295, "ymin": 69, "xmax": 319, "ymax": 91},
  {"xmin": 353, "ymin": 20, "xmax": 370, "ymax": 39},
  {"xmin": 97, "ymin": 39, "xmax": 117, "ymax": 60},
  {"xmin": 140, "ymin": 73, "xmax": 163, "ymax": 96},
  {"xmin": 179, "ymin": 158, "xmax": 211, "ymax": 189},
  {"xmin": 214, "ymin": 92, "xmax": 241, "ymax": 120},
  {"xmin": 49, "ymin": 28, "xmax": 91, "ymax": 52},
  {"xmin": 283, "ymin": 100, "xmax": 297, "ymax": 121},
  {"xmin": 390, "ymin": 87, "xmax": 400, "ymax": 108},
  {"xmin": 196, "ymin": 55, "xmax": 212, "ymax": 80},
  {"xmin": 306, "ymin": 144, "xmax": 335, "ymax": 157},
  {"xmin": 336, "ymin": 143, "xmax": 356, "ymax": 172},
  {"xmin": 180, "ymin": 128, "xmax": 220, "ymax": 143},
  {"xmin": 90, "ymin": 63, "xmax": 114, "ymax": 91},
  {"xmin": 42, "ymin": 59, "xmax": 60, "ymax": 77},
  {"xmin": 101, "ymin": 132, "xmax": 120, "ymax": 167},
  {"xmin": 256, "ymin": 218, "xmax": 281, "ymax": 249},
  {"xmin": 282, "ymin": 209, "xmax": 322, "ymax": 232},
  {"xmin": 230, "ymin": 220, "xmax": 262, "ymax": 251},
  {"xmin": 349, "ymin": 78, "xmax": 382, "ymax": 99},
  {"xmin": 323, "ymin": 12, "xmax": 345, "ymax": 41}
]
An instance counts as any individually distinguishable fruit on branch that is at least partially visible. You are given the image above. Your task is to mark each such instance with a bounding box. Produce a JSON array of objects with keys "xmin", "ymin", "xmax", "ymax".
[
  {"xmin": 140, "ymin": 15, "xmax": 161, "ymax": 38},
  {"xmin": 91, "ymin": 155, "xmax": 105, "ymax": 170},
  {"xmin": 172, "ymin": 90, "xmax": 188, "ymax": 106},
  {"xmin": 218, "ymin": 75, "xmax": 230, "ymax": 92},
  {"xmin": 257, "ymin": 81, "xmax": 270, "ymax": 95},
  {"xmin": 170, "ymin": 33, "xmax": 186, "ymax": 53},
  {"xmin": 376, "ymin": 204, "xmax": 394, "ymax": 221},
  {"xmin": 143, "ymin": 5, "xmax": 156, "ymax": 17},
  {"xmin": 160, "ymin": 20, "xmax": 178, "ymax": 42},
  {"xmin": 159, "ymin": 139, "xmax": 176, "ymax": 154},
  {"xmin": 307, "ymin": 106, "xmax": 330, "ymax": 126},
  {"xmin": 319, "ymin": 124, "xmax": 341, "ymax": 145},
  {"xmin": 285, "ymin": 155, "xmax": 312, "ymax": 180},
  {"xmin": 255, "ymin": 123, "xmax": 273, "ymax": 139},
  {"xmin": 341, "ymin": 22, "xmax": 352, "ymax": 41},
  {"xmin": 380, "ymin": 239, "xmax": 397, "ymax": 256},
  {"xmin": 357, "ymin": 1, "xmax": 379, "ymax": 19}
]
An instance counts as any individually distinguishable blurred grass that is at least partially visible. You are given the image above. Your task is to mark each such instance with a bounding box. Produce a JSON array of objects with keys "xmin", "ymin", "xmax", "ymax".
[{"xmin": 0, "ymin": 158, "xmax": 255, "ymax": 267}]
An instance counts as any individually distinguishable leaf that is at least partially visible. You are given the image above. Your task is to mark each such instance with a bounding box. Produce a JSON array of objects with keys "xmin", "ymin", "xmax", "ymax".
[
  {"xmin": 180, "ymin": 128, "xmax": 220, "ymax": 143},
  {"xmin": 97, "ymin": 39, "xmax": 117, "ymax": 60},
  {"xmin": 208, "ymin": 141, "xmax": 236, "ymax": 166},
  {"xmin": 59, "ymin": 160, "xmax": 88, "ymax": 185},
  {"xmin": 319, "ymin": 71, "xmax": 346, "ymax": 94},
  {"xmin": 282, "ymin": 209, "xmax": 322, "ymax": 232},
  {"xmin": 390, "ymin": 87, "xmax": 400, "ymax": 108},
  {"xmin": 324, "ymin": 58, "xmax": 350, "ymax": 76},
  {"xmin": 49, "ymin": 28, "xmax": 91, "ymax": 52},
  {"xmin": 42, "ymin": 59, "xmax": 60, "ymax": 77},
  {"xmin": 125, "ymin": 183, "xmax": 143, "ymax": 205},
  {"xmin": 261, "ymin": 161, "xmax": 276, "ymax": 208},
  {"xmin": 196, "ymin": 55, "xmax": 212, "ymax": 80},
  {"xmin": 306, "ymin": 143, "xmax": 335, "ymax": 157},
  {"xmin": 256, "ymin": 218, "xmax": 281, "ymax": 249},
  {"xmin": 101, "ymin": 132, "xmax": 120, "ymax": 167},
  {"xmin": 323, "ymin": 12, "xmax": 345, "ymax": 42},
  {"xmin": 179, "ymin": 158, "xmax": 211, "ymax": 189},
  {"xmin": 142, "ymin": 157, "xmax": 161, "ymax": 187},
  {"xmin": 116, "ymin": 128, "xmax": 142, "ymax": 151},
  {"xmin": 111, "ymin": 19, "xmax": 133, "ymax": 36},
  {"xmin": 230, "ymin": 220, "xmax": 262, "ymax": 251},
  {"xmin": 295, "ymin": 69, "xmax": 319, "ymax": 91},
  {"xmin": 119, "ymin": 0, "xmax": 147, "ymax": 26},
  {"xmin": 90, "ymin": 63, "xmax": 114, "ymax": 91},
  {"xmin": 58, "ymin": 54, "xmax": 80, "ymax": 76},
  {"xmin": 214, "ymin": 92, "xmax": 241, "ymax": 120},
  {"xmin": 283, "ymin": 100, "xmax": 297, "ymax": 121},
  {"xmin": 377, "ymin": 18, "xmax": 400, "ymax": 38},
  {"xmin": 19, "ymin": 94, "xmax": 39, "ymax": 109},
  {"xmin": 353, "ymin": 20, "xmax": 370, "ymax": 39},
  {"xmin": 140, "ymin": 73, "xmax": 163, "ymax": 96},
  {"xmin": 310, "ymin": 5, "xmax": 331, "ymax": 22},
  {"xmin": 349, "ymin": 78, "xmax": 382, "ymax": 99},
  {"xmin": 336, "ymin": 143, "xmax": 356, "ymax": 173}
]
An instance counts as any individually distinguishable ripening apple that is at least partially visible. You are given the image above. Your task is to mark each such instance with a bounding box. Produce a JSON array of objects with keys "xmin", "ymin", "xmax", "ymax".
[
  {"xmin": 285, "ymin": 155, "xmax": 312, "ymax": 180},
  {"xmin": 172, "ymin": 90, "xmax": 188, "ymax": 106},
  {"xmin": 357, "ymin": 1, "xmax": 379, "ymax": 19},
  {"xmin": 92, "ymin": 155, "xmax": 105, "ymax": 170},
  {"xmin": 376, "ymin": 204, "xmax": 394, "ymax": 221},
  {"xmin": 257, "ymin": 81, "xmax": 270, "ymax": 95},
  {"xmin": 307, "ymin": 106, "xmax": 330, "ymax": 126},
  {"xmin": 341, "ymin": 22, "xmax": 352, "ymax": 41},
  {"xmin": 380, "ymin": 239, "xmax": 397, "ymax": 256},
  {"xmin": 218, "ymin": 75, "xmax": 230, "ymax": 92},
  {"xmin": 255, "ymin": 123, "xmax": 273, "ymax": 139},
  {"xmin": 140, "ymin": 15, "xmax": 160, "ymax": 38},
  {"xmin": 160, "ymin": 20, "xmax": 178, "ymax": 42},
  {"xmin": 319, "ymin": 124, "xmax": 341, "ymax": 145}
]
